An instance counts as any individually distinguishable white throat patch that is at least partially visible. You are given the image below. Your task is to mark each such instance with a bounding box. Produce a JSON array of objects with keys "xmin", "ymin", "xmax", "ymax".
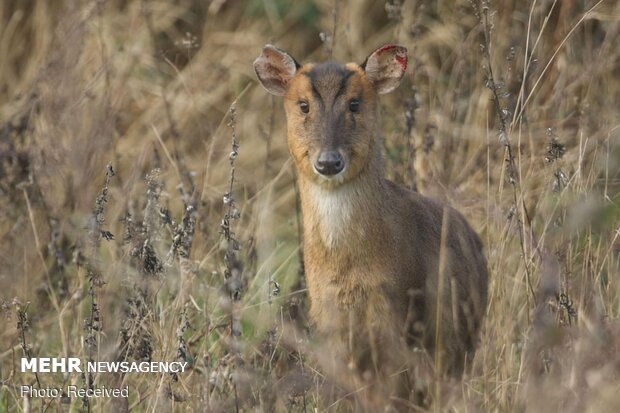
[{"xmin": 306, "ymin": 183, "xmax": 360, "ymax": 249}]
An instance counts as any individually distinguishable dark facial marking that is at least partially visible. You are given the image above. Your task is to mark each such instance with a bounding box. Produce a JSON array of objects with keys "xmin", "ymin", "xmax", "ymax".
[
  {"xmin": 303, "ymin": 62, "xmax": 354, "ymax": 105},
  {"xmin": 310, "ymin": 82, "xmax": 324, "ymax": 108},
  {"xmin": 334, "ymin": 70, "xmax": 355, "ymax": 100}
]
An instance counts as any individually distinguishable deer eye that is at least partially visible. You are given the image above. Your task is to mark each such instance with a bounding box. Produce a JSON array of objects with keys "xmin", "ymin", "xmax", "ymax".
[
  {"xmin": 349, "ymin": 98, "xmax": 360, "ymax": 113},
  {"xmin": 299, "ymin": 100, "xmax": 309, "ymax": 114}
]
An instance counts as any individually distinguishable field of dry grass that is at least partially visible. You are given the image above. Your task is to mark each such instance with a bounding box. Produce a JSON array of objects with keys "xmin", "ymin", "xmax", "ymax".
[{"xmin": 1, "ymin": 0, "xmax": 619, "ymax": 411}]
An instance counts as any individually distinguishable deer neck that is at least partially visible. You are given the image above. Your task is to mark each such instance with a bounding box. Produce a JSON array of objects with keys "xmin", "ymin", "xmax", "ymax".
[{"xmin": 298, "ymin": 153, "xmax": 387, "ymax": 251}]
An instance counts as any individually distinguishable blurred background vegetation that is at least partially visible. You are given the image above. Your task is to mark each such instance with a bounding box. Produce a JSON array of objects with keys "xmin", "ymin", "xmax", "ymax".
[{"xmin": 0, "ymin": 0, "xmax": 619, "ymax": 411}]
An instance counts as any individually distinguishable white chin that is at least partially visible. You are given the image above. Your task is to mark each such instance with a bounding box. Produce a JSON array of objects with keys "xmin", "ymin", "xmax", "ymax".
[{"xmin": 312, "ymin": 168, "xmax": 347, "ymax": 186}]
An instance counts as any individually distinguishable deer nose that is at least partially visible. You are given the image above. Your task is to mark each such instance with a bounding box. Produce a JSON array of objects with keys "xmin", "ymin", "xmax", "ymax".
[{"xmin": 315, "ymin": 151, "xmax": 345, "ymax": 176}]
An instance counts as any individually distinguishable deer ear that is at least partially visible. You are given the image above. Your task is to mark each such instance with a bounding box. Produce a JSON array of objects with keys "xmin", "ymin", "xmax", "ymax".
[
  {"xmin": 361, "ymin": 44, "xmax": 408, "ymax": 94},
  {"xmin": 254, "ymin": 44, "xmax": 300, "ymax": 96}
]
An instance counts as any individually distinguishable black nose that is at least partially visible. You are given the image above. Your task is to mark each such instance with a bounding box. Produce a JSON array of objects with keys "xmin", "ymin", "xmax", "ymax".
[{"xmin": 315, "ymin": 151, "xmax": 345, "ymax": 176}]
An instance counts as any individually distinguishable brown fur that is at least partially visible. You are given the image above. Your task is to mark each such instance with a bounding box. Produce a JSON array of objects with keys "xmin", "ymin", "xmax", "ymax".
[{"xmin": 255, "ymin": 45, "xmax": 488, "ymax": 391}]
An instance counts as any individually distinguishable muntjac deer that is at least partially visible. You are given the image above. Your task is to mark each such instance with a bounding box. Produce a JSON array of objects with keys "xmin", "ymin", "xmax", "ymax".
[{"xmin": 254, "ymin": 44, "xmax": 488, "ymax": 382}]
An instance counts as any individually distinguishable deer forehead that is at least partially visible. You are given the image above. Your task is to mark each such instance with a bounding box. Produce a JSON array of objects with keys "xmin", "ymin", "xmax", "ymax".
[{"xmin": 287, "ymin": 62, "xmax": 368, "ymax": 101}]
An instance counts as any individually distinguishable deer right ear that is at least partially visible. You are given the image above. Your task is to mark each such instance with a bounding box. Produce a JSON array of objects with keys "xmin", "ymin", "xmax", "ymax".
[{"xmin": 254, "ymin": 45, "xmax": 300, "ymax": 96}]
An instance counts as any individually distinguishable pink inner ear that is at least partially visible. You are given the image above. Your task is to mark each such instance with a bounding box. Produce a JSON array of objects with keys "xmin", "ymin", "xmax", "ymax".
[
  {"xmin": 376, "ymin": 44, "xmax": 399, "ymax": 53},
  {"xmin": 375, "ymin": 44, "xmax": 408, "ymax": 71},
  {"xmin": 395, "ymin": 54, "xmax": 407, "ymax": 70}
]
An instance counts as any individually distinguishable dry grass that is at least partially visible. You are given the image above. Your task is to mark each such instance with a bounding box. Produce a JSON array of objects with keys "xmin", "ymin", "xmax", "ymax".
[{"xmin": 1, "ymin": 0, "xmax": 619, "ymax": 411}]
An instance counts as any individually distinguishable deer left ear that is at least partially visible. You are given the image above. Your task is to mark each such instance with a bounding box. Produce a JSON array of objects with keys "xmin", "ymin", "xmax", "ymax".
[{"xmin": 361, "ymin": 44, "xmax": 408, "ymax": 94}]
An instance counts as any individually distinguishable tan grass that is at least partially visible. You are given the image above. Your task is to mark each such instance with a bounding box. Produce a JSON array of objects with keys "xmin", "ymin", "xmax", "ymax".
[{"xmin": 1, "ymin": 0, "xmax": 619, "ymax": 411}]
